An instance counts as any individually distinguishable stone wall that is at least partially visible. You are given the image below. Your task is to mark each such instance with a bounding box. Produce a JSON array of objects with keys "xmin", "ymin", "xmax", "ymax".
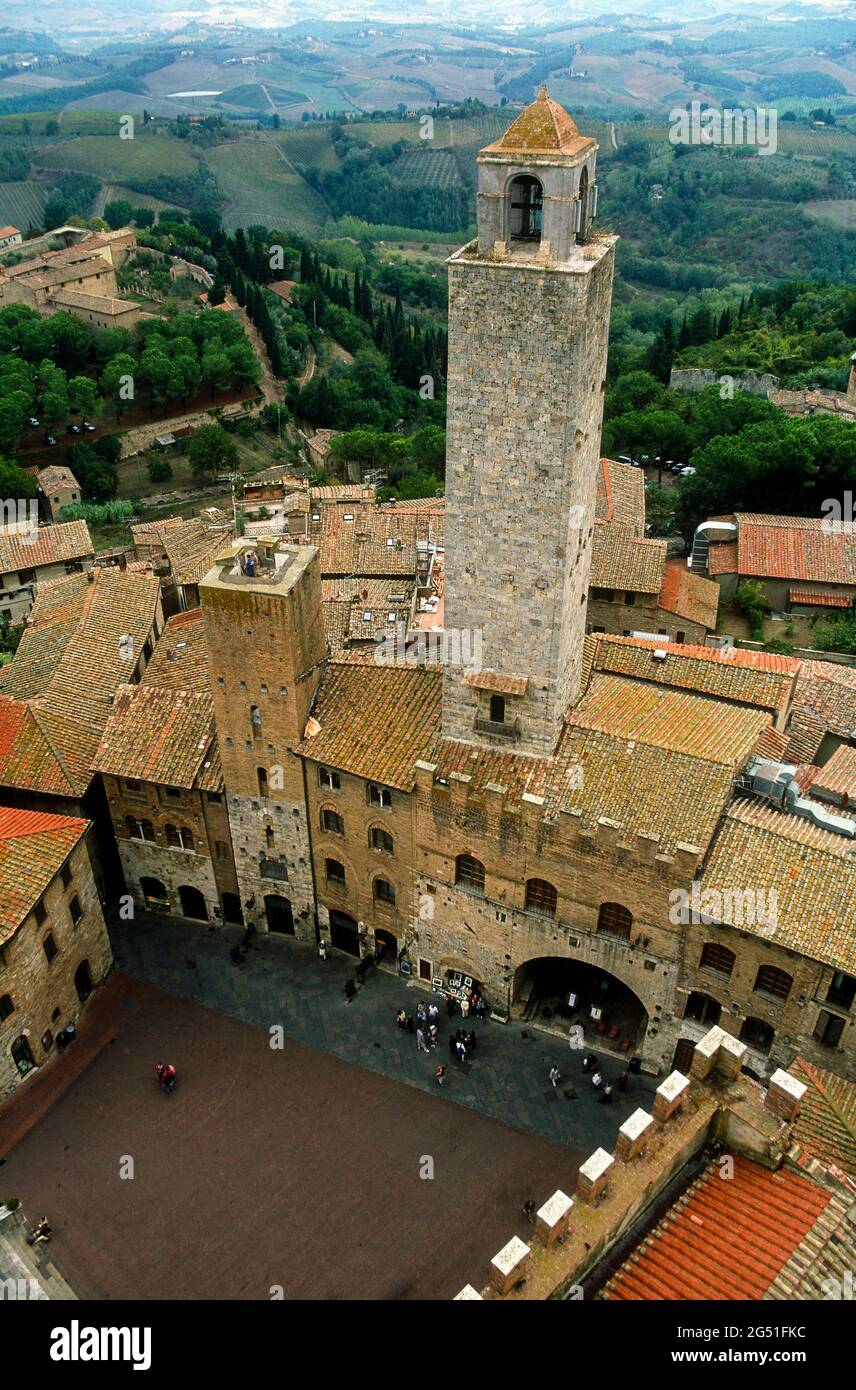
[
  {"xmin": 669, "ymin": 367, "xmax": 779, "ymax": 397},
  {"xmin": 442, "ymin": 237, "xmax": 616, "ymax": 757},
  {"xmin": 0, "ymin": 833, "xmax": 112, "ymax": 1099}
]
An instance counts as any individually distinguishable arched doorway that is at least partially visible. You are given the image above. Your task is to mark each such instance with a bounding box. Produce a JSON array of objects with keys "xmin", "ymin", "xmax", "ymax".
[
  {"xmin": 74, "ymin": 960, "xmax": 92, "ymax": 1003},
  {"xmin": 374, "ymin": 927, "xmax": 397, "ymax": 968},
  {"xmin": 513, "ymin": 956, "xmax": 648, "ymax": 1056},
  {"xmin": 509, "ymin": 174, "xmax": 543, "ymax": 242},
  {"xmin": 178, "ymin": 885, "xmax": 208, "ymax": 921},
  {"xmin": 264, "ymin": 894, "xmax": 294, "ymax": 935},
  {"xmin": 222, "ymin": 892, "xmax": 244, "ymax": 925},
  {"xmin": 329, "ymin": 910, "xmax": 360, "ymax": 957},
  {"xmin": 11, "ymin": 1034, "xmax": 35, "ymax": 1076},
  {"xmin": 140, "ymin": 876, "xmax": 169, "ymax": 911}
]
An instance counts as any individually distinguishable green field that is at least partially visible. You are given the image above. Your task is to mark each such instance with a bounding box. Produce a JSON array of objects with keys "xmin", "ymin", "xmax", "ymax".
[
  {"xmin": 100, "ymin": 183, "xmax": 181, "ymax": 216},
  {"xmin": 205, "ymin": 138, "xmax": 329, "ymax": 234},
  {"xmin": 391, "ymin": 148, "xmax": 463, "ymax": 188},
  {"xmin": 34, "ymin": 132, "xmax": 199, "ymax": 181},
  {"xmin": 0, "ymin": 180, "xmax": 48, "ymax": 230},
  {"xmin": 274, "ymin": 126, "xmax": 341, "ymax": 170},
  {"xmin": 803, "ymin": 198, "xmax": 856, "ymax": 227}
]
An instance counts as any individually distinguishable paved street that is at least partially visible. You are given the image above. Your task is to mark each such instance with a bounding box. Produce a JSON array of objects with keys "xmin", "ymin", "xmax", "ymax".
[{"xmin": 110, "ymin": 912, "xmax": 656, "ymax": 1153}]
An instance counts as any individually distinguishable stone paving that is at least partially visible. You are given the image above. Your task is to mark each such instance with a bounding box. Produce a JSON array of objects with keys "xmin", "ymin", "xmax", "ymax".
[{"xmin": 110, "ymin": 912, "xmax": 658, "ymax": 1155}]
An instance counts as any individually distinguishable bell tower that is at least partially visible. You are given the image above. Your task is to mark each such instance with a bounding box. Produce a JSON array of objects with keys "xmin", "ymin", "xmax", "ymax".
[{"xmin": 442, "ymin": 88, "xmax": 617, "ymax": 757}]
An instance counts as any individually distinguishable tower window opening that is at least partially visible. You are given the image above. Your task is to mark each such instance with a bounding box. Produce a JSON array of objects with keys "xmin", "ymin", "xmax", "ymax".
[
  {"xmin": 489, "ymin": 694, "xmax": 506, "ymax": 724},
  {"xmin": 509, "ymin": 176, "xmax": 543, "ymax": 243}
]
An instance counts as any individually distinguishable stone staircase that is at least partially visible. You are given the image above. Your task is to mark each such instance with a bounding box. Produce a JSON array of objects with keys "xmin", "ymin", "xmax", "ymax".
[{"xmin": 0, "ymin": 1207, "xmax": 78, "ymax": 1301}]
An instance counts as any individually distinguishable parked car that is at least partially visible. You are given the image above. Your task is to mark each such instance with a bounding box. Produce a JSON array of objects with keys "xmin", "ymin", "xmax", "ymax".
[
  {"xmin": 68, "ymin": 424, "xmax": 81, "ymax": 435},
  {"xmin": 28, "ymin": 417, "xmax": 39, "ymax": 427},
  {"xmin": 44, "ymin": 435, "xmax": 56, "ymax": 446},
  {"xmin": 82, "ymin": 421, "xmax": 96, "ymax": 432}
]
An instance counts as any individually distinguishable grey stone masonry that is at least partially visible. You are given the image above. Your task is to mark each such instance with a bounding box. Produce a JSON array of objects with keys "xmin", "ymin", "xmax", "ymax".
[{"xmin": 443, "ymin": 234, "xmax": 616, "ymax": 757}]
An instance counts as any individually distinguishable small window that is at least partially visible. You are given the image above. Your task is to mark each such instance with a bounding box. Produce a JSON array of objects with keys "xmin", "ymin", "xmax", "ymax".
[
  {"xmin": 455, "ymin": 854, "xmax": 485, "ymax": 894},
  {"xmin": 489, "ymin": 694, "xmax": 505, "ymax": 724},
  {"xmin": 320, "ymin": 767, "xmax": 340, "ymax": 791},
  {"xmin": 0, "ymin": 994, "xmax": 13, "ymax": 1020},
  {"xmin": 525, "ymin": 878, "xmax": 557, "ymax": 917},
  {"xmin": 141, "ymin": 819, "xmax": 155, "ymax": 843},
  {"xmin": 592, "ymin": 588, "xmax": 614, "ymax": 603},
  {"xmin": 250, "ymin": 705, "xmax": 261, "ymax": 734},
  {"xmin": 42, "ymin": 1029, "xmax": 54, "ymax": 1053},
  {"xmin": 165, "ymin": 823, "xmax": 181, "ymax": 848},
  {"xmin": 739, "ymin": 1016, "xmax": 774, "ymax": 1053},
  {"xmin": 43, "ymin": 933, "xmax": 58, "ymax": 964},
  {"xmin": 207, "ymin": 791, "xmax": 223, "ymax": 803},
  {"xmin": 179, "ymin": 827, "xmax": 194, "ymax": 851},
  {"xmin": 325, "ymin": 858, "xmax": 345, "ymax": 884},
  {"xmin": 753, "ymin": 965, "xmax": 792, "ymax": 1003},
  {"xmin": 700, "ymin": 942, "xmax": 735, "ymax": 979},
  {"xmin": 322, "ymin": 808, "xmax": 344, "ymax": 835},
  {"xmin": 164, "ymin": 787, "xmax": 181, "ymax": 799},
  {"xmin": 597, "ymin": 902, "xmax": 632, "ymax": 939},
  {"xmin": 624, "ymin": 592, "xmax": 636, "ymax": 606},
  {"xmin": 814, "ymin": 1010, "xmax": 845, "ymax": 1049},
  {"xmin": 374, "ymin": 878, "xmax": 396, "ymax": 904},
  {"xmin": 676, "ymin": 632, "xmax": 686, "ymax": 645},
  {"xmin": 257, "ymin": 767, "xmax": 269, "ymax": 797},
  {"xmin": 33, "ymin": 900, "xmax": 47, "ymax": 927},
  {"xmin": 60, "ymin": 863, "xmax": 73, "ymax": 889},
  {"xmin": 370, "ymin": 827, "xmax": 394, "ymax": 855},
  {"xmin": 124, "ymin": 779, "xmax": 141, "ymax": 793},
  {"xmin": 368, "ymin": 784, "xmax": 391, "ymax": 808},
  {"xmin": 683, "ymin": 992, "xmax": 721, "ymax": 1025},
  {"xmin": 69, "ymin": 895, "xmax": 82, "ymax": 926},
  {"xmin": 826, "ymin": 972, "xmax": 856, "ymax": 1010}
]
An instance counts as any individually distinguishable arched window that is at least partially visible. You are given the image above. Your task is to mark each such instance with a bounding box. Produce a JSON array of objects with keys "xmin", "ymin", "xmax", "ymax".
[
  {"xmin": 374, "ymin": 878, "xmax": 396, "ymax": 905},
  {"xmin": 257, "ymin": 767, "xmax": 268, "ymax": 797},
  {"xmin": 683, "ymin": 992, "xmax": 721, "ymax": 1026},
  {"xmin": 700, "ymin": 942, "xmax": 735, "ymax": 979},
  {"xmin": 509, "ymin": 175, "xmax": 543, "ymax": 242},
  {"xmin": 326, "ymin": 858, "xmax": 346, "ymax": 885},
  {"xmin": 250, "ymin": 705, "xmax": 261, "ymax": 736},
  {"xmin": 753, "ymin": 965, "xmax": 792, "ymax": 1002},
  {"xmin": 370, "ymin": 827, "xmax": 394, "ymax": 855},
  {"xmin": 165, "ymin": 823, "xmax": 181, "ymax": 848},
  {"xmin": 740, "ymin": 1016, "xmax": 774, "ymax": 1053},
  {"xmin": 11, "ymin": 1034, "xmax": 35, "ymax": 1076},
  {"xmin": 321, "ymin": 808, "xmax": 344, "ymax": 835},
  {"xmin": 141, "ymin": 819, "xmax": 155, "ymax": 843},
  {"xmin": 525, "ymin": 878, "xmax": 557, "ymax": 917},
  {"xmin": 455, "ymin": 854, "xmax": 485, "ymax": 894},
  {"xmin": 125, "ymin": 815, "xmax": 140, "ymax": 839},
  {"xmin": 179, "ymin": 827, "xmax": 194, "ymax": 851},
  {"xmin": 597, "ymin": 902, "xmax": 632, "ymax": 939}
]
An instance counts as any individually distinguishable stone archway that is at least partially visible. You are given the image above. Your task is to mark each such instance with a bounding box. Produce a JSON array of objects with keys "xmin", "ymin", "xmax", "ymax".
[
  {"xmin": 513, "ymin": 956, "xmax": 649, "ymax": 1061},
  {"xmin": 178, "ymin": 885, "xmax": 208, "ymax": 921}
]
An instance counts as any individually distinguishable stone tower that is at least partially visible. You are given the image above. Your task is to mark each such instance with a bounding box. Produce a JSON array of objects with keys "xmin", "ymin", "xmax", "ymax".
[
  {"xmin": 442, "ymin": 88, "xmax": 617, "ymax": 757},
  {"xmin": 200, "ymin": 539, "xmax": 326, "ymax": 939}
]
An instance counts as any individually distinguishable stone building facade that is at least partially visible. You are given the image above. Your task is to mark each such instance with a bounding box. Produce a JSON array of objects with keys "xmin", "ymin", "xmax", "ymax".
[
  {"xmin": 0, "ymin": 809, "xmax": 112, "ymax": 1098},
  {"xmin": 200, "ymin": 540, "xmax": 326, "ymax": 941}
]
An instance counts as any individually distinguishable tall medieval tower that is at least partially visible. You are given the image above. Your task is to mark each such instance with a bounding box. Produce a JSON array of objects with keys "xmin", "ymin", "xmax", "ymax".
[
  {"xmin": 442, "ymin": 88, "xmax": 617, "ymax": 757},
  {"xmin": 200, "ymin": 540, "xmax": 326, "ymax": 939}
]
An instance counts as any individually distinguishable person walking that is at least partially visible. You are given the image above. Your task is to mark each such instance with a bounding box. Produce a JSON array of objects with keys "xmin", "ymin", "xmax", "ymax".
[
  {"xmin": 616, "ymin": 1071, "xmax": 628, "ymax": 1092},
  {"xmin": 435, "ymin": 1064, "xmax": 447, "ymax": 1087},
  {"xmin": 417, "ymin": 1027, "xmax": 430, "ymax": 1054},
  {"xmin": 591, "ymin": 1070, "xmax": 603, "ymax": 1092},
  {"xmin": 460, "ymin": 996, "xmax": 470, "ymax": 1020},
  {"xmin": 598, "ymin": 1082, "xmax": 614, "ymax": 1104},
  {"xmin": 456, "ymin": 1038, "xmax": 467, "ymax": 1063},
  {"xmin": 549, "ymin": 1064, "xmax": 561, "ymax": 1088},
  {"xmin": 395, "ymin": 1008, "xmax": 407, "ymax": 1030},
  {"xmin": 428, "ymin": 1002, "xmax": 439, "ymax": 1024},
  {"xmin": 428, "ymin": 1023, "xmax": 438, "ymax": 1047}
]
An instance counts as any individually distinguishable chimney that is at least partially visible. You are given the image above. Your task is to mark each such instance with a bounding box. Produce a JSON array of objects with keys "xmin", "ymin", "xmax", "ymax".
[
  {"xmin": 576, "ymin": 1147, "xmax": 614, "ymax": 1204},
  {"xmin": 489, "ymin": 1236, "xmax": 531, "ymax": 1294},
  {"xmin": 765, "ymin": 1068, "xmax": 807, "ymax": 1124},
  {"xmin": 652, "ymin": 1070, "xmax": 691, "ymax": 1123},
  {"xmin": 615, "ymin": 1108, "xmax": 655, "ymax": 1162},
  {"xmin": 535, "ymin": 1190, "xmax": 574, "ymax": 1246}
]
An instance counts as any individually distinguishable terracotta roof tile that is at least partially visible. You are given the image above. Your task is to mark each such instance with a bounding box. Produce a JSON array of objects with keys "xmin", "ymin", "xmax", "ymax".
[
  {"xmin": 141, "ymin": 608, "xmax": 211, "ymax": 692},
  {"xmin": 659, "ymin": 560, "xmax": 719, "ymax": 630},
  {"xmin": 595, "ymin": 458, "xmax": 645, "ymax": 535},
  {"xmin": 296, "ymin": 660, "xmax": 442, "ymax": 790},
  {"xmin": 789, "ymin": 588, "xmax": 852, "ymax": 608},
  {"xmin": 792, "ymin": 660, "xmax": 856, "ymax": 740},
  {"xmin": 462, "ymin": 670, "xmax": 528, "ymax": 697},
  {"xmin": 707, "ymin": 539, "xmax": 739, "ymax": 575},
  {"xmin": 0, "ymin": 806, "xmax": 88, "ymax": 941},
  {"xmin": 603, "ymin": 1157, "xmax": 831, "ymax": 1300},
  {"xmin": 0, "ymin": 519, "xmax": 92, "ymax": 574},
  {"xmin": 700, "ymin": 798, "xmax": 856, "ymax": 973},
  {"xmin": 788, "ymin": 1058, "xmax": 856, "ymax": 1181},
  {"xmin": 94, "ymin": 684, "xmax": 216, "ymax": 790},
  {"xmin": 811, "ymin": 744, "xmax": 856, "ymax": 801},
  {"xmin": 733, "ymin": 513, "xmax": 856, "ymax": 586},
  {"xmin": 591, "ymin": 525, "xmax": 665, "ymax": 593},
  {"xmin": 308, "ymin": 504, "xmax": 419, "ymax": 578},
  {"xmin": 482, "ymin": 87, "xmax": 596, "ymax": 158},
  {"xmin": 591, "ymin": 635, "xmax": 797, "ymax": 714}
]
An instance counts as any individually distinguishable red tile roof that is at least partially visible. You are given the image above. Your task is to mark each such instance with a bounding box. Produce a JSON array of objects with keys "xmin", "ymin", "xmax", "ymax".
[
  {"xmin": 789, "ymin": 587, "xmax": 852, "ymax": 608},
  {"xmin": 603, "ymin": 1156, "xmax": 830, "ymax": 1300},
  {"xmin": 0, "ymin": 806, "xmax": 88, "ymax": 940},
  {"xmin": 787, "ymin": 1058, "xmax": 856, "ymax": 1183},
  {"xmin": 734, "ymin": 513, "xmax": 856, "ymax": 586},
  {"xmin": 658, "ymin": 559, "xmax": 719, "ymax": 630},
  {"xmin": 0, "ymin": 519, "xmax": 93, "ymax": 574}
]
